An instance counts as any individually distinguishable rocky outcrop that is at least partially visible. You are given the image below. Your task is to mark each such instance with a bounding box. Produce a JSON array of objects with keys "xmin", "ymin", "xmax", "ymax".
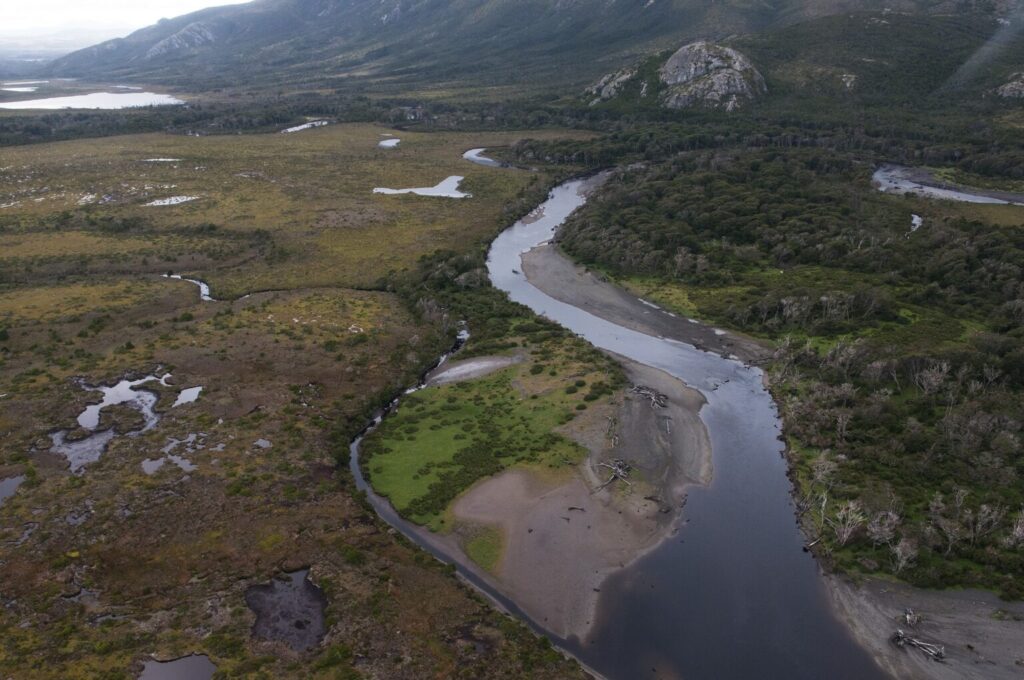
[
  {"xmin": 658, "ymin": 41, "xmax": 766, "ymax": 111},
  {"xmin": 586, "ymin": 67, "xmax": 639, "ymax": 105},
  {"xmin": 587, "ymin": 40, "xmax": 766, "ymax": 111},
  {"xmin": 145, "ymin": 22, "xmax": 222, "ymax": 60},
  {"xmin": 996, "ymin": 73, "xmax": 1024, "ymax": 98}
]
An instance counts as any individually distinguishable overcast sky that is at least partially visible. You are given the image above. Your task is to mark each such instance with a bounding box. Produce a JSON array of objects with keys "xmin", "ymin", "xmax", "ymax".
[{"xmin": 0, "ymin": 0, "xmax": 253, "ymax": 50}]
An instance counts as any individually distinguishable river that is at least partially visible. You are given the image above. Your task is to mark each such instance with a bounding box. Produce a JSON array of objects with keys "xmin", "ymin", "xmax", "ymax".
[{"xmin": 351, "ymin": 163, "xmax": 886, "ymax": 678}]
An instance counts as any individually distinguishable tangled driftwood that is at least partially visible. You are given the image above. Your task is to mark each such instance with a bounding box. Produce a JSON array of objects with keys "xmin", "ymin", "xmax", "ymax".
[
  {"xmin": 891, "ymin": 629, "xmax": 945, "ymax": 662},
  {"xmin": 596, "ymin": 459, "xmax": 632, "ymax": 491},
  {"xmin": 631, "ymin": 385, "xmax": 667, "ymax": 408}
]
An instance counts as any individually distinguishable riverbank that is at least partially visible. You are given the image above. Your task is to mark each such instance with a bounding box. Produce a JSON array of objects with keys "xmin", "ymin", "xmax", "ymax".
[
  {"xmin": 519, "ymin": 174, "xmax": 1024, "ymax": 679},
  {"xmin": 520, "ymin": 244, "xmax": 771, "ymax": 364},
  {"xmin": 438, "ymin": 356, "xmax": 711, "ymax": 640},
  {"xmin": 828, "ymin": 575, "xmax": 1024, "ymax": 679},
  {"xmin": 873, "ymin": 164, "xmax": 1024, "ymax": 205}
]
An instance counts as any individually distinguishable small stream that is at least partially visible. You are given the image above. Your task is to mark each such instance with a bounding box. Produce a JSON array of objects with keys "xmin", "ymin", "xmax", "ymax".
[{"xmin": 346, "ymin": 151, "xmax": 885, "ymax": 678}]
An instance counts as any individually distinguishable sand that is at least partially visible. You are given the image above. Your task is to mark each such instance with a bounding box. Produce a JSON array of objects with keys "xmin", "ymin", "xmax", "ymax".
[
  {"xmin": 828, "ymin": 575, "xmax": 1024, "ymax": 679},
  {"xmin": 521, "ymin": 245, "xmax": 770, "ymax": 364},
  {"xmin": 448, "ymin": 358, "xmax": 711, "ymax": 640}
]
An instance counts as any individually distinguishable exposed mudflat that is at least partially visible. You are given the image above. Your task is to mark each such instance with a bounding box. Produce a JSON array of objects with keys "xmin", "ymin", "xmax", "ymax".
[
  {"xmin": 449, "ymin": 358, "xmax": 710, "ymax": 640},
  {"xmin": 244, "ymin": 569, "xmax": 327, "ymax": 652},
  {"xmin": 828, "ymin": 575, "xmax": 1024, "ymax": 679},
  {"xmin": 521, "ymin": 244, "xmax": 770, "ymax": 364}
]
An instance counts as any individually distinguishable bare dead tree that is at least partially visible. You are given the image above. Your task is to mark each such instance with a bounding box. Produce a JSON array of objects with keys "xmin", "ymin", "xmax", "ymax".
[
  {"xmin": 811, "ymin": 453, "xmax": 838, "ymax": 489},
  {"xmin": 1003, "ymin": 507, "xmax": 1024, "ymax": 549},
  {"xmin": 929, "ymin": 491, "xmax": 965, "ymax": 556},
  {"xmin": 891, "ymin": 537, "xmax": 919, "ymax": 574},
  {"xmin": 868, "ymin": 509, "xmax": 901, "ymax": 547},
  {"xmin": 836, "ymin": 411, "xmax": 852, "ymax": 444},
  {"xmin": 966, "ymin": 504, "xmax": 1007, "ymax": 545},
  {"xmin": 982, "ymin": 364, "xmax": 1002, "ymax": 387},
  {"xmin": 830, "ymin": 499, "xmax": 866, "ymax": 546},
  {"xmin": 913, "ymin": 360, "xmax": 950, "ymax": 396}
]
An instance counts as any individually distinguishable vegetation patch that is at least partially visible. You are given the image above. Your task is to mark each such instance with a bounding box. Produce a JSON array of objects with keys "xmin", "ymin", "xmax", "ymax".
[
  {"xmin": 363, "ymin": 334, "xmax": 620, "ymax": 529},
  {"xmin": 464, "ymin": 526, "xmax": 505, "ymax": 573}
]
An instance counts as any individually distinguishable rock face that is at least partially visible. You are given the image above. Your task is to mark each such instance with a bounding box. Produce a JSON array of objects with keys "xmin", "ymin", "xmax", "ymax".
[
  {"xmin": 145, "ymin": 22, "xmax": 221, "ymax": 60},
  {"xmin": 587, "ymin": 40, "xmax": 766, "ymax": 111},
  {"xmin": 658, "ymin": 41, "xmax": 766, "ymax": 111},
  {"xmin": 996, "ymin": 73, "xmax": 1024, "ymax": 98},
  {"xmin": 587, "ymin": 67, "xmax": 638, "ymax": 105}
]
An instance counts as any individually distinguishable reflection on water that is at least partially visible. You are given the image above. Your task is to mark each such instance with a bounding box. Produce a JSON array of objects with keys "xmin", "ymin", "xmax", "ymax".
[
  {"xmin": 373, "ymin": 175, "xmax": 471, "ymax": 198},
  {"xmin": 0, "ymin": 92, "xmax": 185, "ymax": 110},
  {"xmin": 463, "ymin": 148, "xmax": 506, "ymax": 167},
  {"xmin": 139, "ymin": 655, "xmax": 216, "ymax": 680},
  {"xmin": 0, "ymin": 475, "xmax": 25, "ymax": 507},
  {"xmin": 873, "ymin": 164, "xmax": 1022, "ymax": 205}
]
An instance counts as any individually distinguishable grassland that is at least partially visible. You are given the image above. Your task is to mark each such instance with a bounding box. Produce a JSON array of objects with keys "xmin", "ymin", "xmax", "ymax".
[
  {"xmin": 0, "ymin": 124, "xmax": 589, "ymax": 296},
  {"xmin": 0, "ymin": 123, "xmax": 593, "ymax": 679},
  {"xmin": 363, "ymin": 333, "xmax": 621, "ymax": 530}
]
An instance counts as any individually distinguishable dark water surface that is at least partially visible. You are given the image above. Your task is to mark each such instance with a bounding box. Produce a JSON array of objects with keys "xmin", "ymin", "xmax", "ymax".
[
  {"xmin": 245, "ymin": 569, "xmax": 327, "ymax": 651},
  {"xmin": 138, "ymin": 654, "xmax": 215, "ymax": 680}
]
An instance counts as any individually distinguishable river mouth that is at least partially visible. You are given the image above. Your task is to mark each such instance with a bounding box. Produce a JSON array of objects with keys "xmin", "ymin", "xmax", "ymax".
[{"xmin": 487, "ymin": 176, "xmax": 884, "ymax": 679}]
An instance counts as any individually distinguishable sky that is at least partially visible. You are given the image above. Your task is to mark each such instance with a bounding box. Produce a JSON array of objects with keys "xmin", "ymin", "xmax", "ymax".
[{"xmin": 0, "ymin": 0, "xmax": 253, "ymax": 51}]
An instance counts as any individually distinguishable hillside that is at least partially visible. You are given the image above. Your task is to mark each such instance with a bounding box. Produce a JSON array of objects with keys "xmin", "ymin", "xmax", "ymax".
[{"xmin": 48, "ymin": 0, "xmax": 1011, "ymax": 93}]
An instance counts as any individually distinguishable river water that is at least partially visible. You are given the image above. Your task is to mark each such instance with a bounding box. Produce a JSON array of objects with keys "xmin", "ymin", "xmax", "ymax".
[
  {"xmin": 487, "ymin": 178, "xmax": 883, "ymax": 679},
  {"xmin": 348, "ymin": 161, "xmax": 885, "ymax": 677}
]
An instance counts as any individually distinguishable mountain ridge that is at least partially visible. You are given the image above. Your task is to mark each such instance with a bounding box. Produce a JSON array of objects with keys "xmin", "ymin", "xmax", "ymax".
[{"xmin": 49, "ymin": 0, "xmax": 1014, "ymax": 92}]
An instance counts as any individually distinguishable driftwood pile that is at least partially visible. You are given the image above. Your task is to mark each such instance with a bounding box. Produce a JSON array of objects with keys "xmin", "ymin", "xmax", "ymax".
[
  {"xmin": 596, "ymin": 459, "xmax": 632, "ymax": 491},
  {"xmin": 631, "ymin": 385, "xmax": 668, "ymax": 408},
  {"xmin": 891, "ymin": 629, "xmax": 945, "ymax": 662}
]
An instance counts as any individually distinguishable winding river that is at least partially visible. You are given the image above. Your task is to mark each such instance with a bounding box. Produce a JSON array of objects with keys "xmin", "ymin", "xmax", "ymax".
[{"xmin": 350, "ymin": 157, "xmax": 886, "ymax": 678}]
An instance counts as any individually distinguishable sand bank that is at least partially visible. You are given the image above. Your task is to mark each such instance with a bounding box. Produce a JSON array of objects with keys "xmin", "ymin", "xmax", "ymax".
[
  {"xmin": 448, "ymin": 358, "xmax": 710, "ymax": 640},
  {"xmin": 828, "ymin": 575, "xmax": 1024, "ymax": 679},
  {"xmin": 521, "ymin": 244, "xmax": 770, "ymax": 364}
]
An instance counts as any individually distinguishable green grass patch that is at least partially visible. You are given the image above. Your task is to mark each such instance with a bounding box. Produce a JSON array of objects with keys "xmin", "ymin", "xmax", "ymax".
[
  {"xmin": 464, "ymin": 527, "xmax": 504, "ymax": 573},
  {"xmin": 363, "ymin": 339, "xmax": 620, "ymax": 529}
]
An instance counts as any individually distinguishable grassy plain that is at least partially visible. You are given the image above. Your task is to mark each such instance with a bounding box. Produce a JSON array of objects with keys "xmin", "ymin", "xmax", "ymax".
[
  {"xmin": 0, "ymin": 123, "xmax": 592, "ymax": 679},
  {"xmin": 363, "ymin": 335, "xmax": 621, "ymax": 530},
  {"xmin": 0, "ymin": 124, "xmax": 589, "ymax": 296}
]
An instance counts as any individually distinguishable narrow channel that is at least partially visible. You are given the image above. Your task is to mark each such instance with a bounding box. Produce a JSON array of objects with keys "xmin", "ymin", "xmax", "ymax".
[{"xmin": 350, "ymin": 162, "xmax": 886, "ymax": 678}]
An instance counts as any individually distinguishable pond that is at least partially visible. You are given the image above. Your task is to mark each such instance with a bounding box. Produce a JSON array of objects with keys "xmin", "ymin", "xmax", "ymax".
[{"xmin": 0, "ymin": 92, "xmax": 185, "ymax": 110}]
